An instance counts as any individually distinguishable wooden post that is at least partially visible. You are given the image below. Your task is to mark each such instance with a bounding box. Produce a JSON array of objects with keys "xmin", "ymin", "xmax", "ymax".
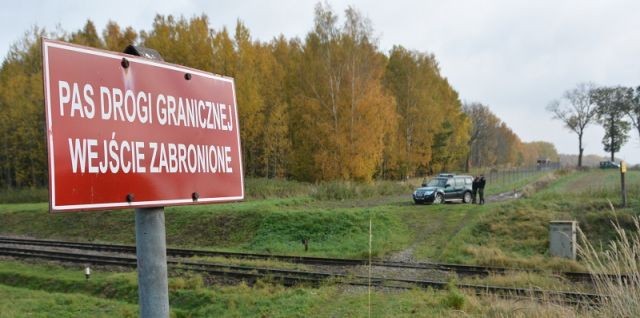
[{"xmin": 621, "ymin": 161, "xmax": 627, "ymax": 208}]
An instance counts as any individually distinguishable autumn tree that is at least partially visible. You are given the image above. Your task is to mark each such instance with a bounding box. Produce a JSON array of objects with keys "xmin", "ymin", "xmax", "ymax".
[
  {"xmin": 69, "ymin": 20, "xmax": 104, "ymax": 48},
  {"xmin": 0, "ymin": 7, "xmax": 553, "ymax": 188},
  {"xmin": 223, "ymin": 22, "xmax": 265, "ymax": 176},
  {"xmin": 462, "ymin": 102, "xmax": 545, "ymax": 169},
  {"xmin": 463, "ymin": 103, "xmax": 499, "ymax": 168},
  {"xmin": 383, "ymin": 46, "xmax": 469, "ymax": 177},
  {"xmin": 522, "ymin": 141, "xmax": 558, "ymax": 163},
  {"xmin": 591, "ymin": 86, "xmax": 632, "ymax": 161},
  {"xmin": 547, "ymin": 82, "xmax": 598, "ymax": 167},
  {"xmin": 428, "ymin": 86, "xmax": 469, "ymax": 173},
  {"xmin": 494, "ymin": 122, "xmax": 520, "ymax": 167},
  {"xmin": 210, "ymin": 27, "xmax": 236, "ymax": 76},
  {"xmin": 0, "ymin": 28, "xmax": 48, "ymax": 187},
  {"xmin": 141, "ymin": 15, "xmax": 214, "ymax": 71},
  {"xmin": 291, "ymin": 3, "xmax": 396, "ymax": 181},
  {"xmin": 515, "ymin": 141, "xmax": 559, "ymax": 167},
  {"xmin": 384, "ymin": 47, "xmax": 435, "ymax": 177},
  {"xmin": 384, "ymin": 47, "xmax": 427, "ymax": 177},
  {"xmin": 103, "ymin": 21, "xmax": 137, "ymax": 51},
  {"xmin": 261, "ymin": 36, "xmax": 295, "ymax": 177}
]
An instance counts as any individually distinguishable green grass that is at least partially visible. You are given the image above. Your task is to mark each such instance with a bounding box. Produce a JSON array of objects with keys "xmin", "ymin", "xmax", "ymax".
[
  {"xmin": 4, "ymin": 169, "xmax": 630, "ymax": 267},
  {"xmin": 0, "ymin": 187, "xmax": 48, "ymax": 204},
  {"xmin": 0, "ymin": 259, "xmax": 585, "ymax": 317},
  {"xmin": 5, "ymin": 168, "xmax": 632, "ymax": 316},
  {"xmin": 0, "ymin": 201, "xmax": 411, "ymax": 259},
  {"xmin": 434, "ymin": 169, "xmax": 640, "ymax": 270},
  {"xmin": 0, "ymin": 260, "xmax": 458, "ymax": 317},
  {"xmin": 0, "ymin": 284, "xmax": 138, "ymax": 318},
  {"xmin": 246, "ymin": 208, "xmax": 409, "ymax": 258},
  {"xmin": 0, "ymin": 261, "xmax": 139, "ymax": 304},
  {"xmin": 0, "ymin": 169, "xmax": 637, "ymax": 274}
]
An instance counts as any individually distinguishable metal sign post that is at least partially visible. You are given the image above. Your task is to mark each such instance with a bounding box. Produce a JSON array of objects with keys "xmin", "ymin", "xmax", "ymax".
[{"xmin": 135, "ymin": 207, "xmax": 169, "ymax": 317}]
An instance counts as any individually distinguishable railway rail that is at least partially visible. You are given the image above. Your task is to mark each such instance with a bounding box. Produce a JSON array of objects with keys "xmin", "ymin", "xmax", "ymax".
[
  {"xmin": 0, "ymin": 244, "xmax": 603, "ymax": 307},
  {"xmin": 0, "ymin": 236, "xmax": 602, "ymax": 282}
]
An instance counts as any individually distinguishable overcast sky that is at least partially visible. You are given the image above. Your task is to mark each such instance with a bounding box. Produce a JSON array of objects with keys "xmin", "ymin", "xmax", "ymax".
[{"xmin": 2, "ymin": 0, "xmax": 640, "ymax": 163}]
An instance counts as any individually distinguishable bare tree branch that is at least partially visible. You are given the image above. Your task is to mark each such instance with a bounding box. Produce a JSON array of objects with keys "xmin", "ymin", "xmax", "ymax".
[{"xmin": 546, "ymin": 82, "xmax": 597, "ymax": 167}]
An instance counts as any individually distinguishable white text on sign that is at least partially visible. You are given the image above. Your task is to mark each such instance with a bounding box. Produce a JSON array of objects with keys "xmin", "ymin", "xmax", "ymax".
[
  {"xmin": 58, "ymin": 80, "xmax": 234, "ymax": 131},
  {"xmin": 58, "ymin": 80, "xmax": 236, "ymax": 175}
]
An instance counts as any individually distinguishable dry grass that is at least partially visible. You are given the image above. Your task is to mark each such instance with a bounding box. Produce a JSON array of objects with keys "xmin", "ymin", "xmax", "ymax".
[
  {"xmin": 474, "ymin": 295, "xmax": 582, "ymax": 317},
  {"xmin": 464, "ymin": 245, "xmax": 585, "ymax": 272},
  {"xmin": 187, "ymin": 256, "xmax": 310, "ymax": 271},
  {"xmin": 520, "ymin": 171, "xmax": 563, "ymax": 198},
  {"xmin": 578, "ymin": 204, "xmax": 640, "ymax": 317},
  {"xmin": 452, "ymin": 291, "xmax": 586, "ymax": 317},
  {"xmin": 461, "ymin": 271, "xmax": 583, "ymax": 292}
]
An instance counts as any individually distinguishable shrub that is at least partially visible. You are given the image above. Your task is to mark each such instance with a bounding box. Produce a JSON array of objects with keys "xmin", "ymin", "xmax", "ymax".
[
  {"xmin": 244, "ymin": 178, "xmax": 313, "ymax": 199},
  {"xmin": 311, "ymin": 180, "xmax": 413, "ymax": 201},
  {"xmin": 441, "ymin": 281, "xmax": 465, "ymax": 310}
]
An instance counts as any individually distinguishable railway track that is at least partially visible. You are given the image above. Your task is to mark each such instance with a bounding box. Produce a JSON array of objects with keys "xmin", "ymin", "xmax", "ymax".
[
  {"xmin": 0, "ymin": 236, "xmax": 600, "ymax": 282},
  {"xmin": 0, "ymin": 244, "xmax": 603, "ymax": 307}
]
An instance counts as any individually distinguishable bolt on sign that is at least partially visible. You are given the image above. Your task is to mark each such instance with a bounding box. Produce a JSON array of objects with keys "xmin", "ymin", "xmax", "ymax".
[{"xmin": 42, "ymin": 39, "xmax": 244, "ymax": 212}]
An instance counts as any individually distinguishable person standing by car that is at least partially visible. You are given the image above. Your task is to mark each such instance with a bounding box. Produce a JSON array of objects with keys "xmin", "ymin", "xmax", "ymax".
[
  {"xmin": 478, "ymin": 175, "xmax": 486, "ymax": 204},
  {"xmin": 471, "ymin": 176, "xmax": 479, "ymax": 204}
]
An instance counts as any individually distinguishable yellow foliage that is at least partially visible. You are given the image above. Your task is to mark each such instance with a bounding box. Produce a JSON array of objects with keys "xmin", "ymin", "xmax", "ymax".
[{"xmin": 0, "ymin": 7, "xmax": 544, "ymax": 186}]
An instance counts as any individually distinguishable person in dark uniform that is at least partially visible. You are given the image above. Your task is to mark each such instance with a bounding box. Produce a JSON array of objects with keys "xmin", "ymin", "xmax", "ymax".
[
  {"xmin": 471, "ymin": 176, "xmax": 479, "ymax": 204},
  {"xmin": 478, "ymin": 175, "xmax": 486, "ymax": 204}
]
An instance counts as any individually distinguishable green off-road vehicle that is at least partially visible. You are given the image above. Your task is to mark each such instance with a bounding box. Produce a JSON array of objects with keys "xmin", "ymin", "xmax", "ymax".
[{"xmin": 412, "ymin": 174, "xmax": 473, "ymax": 204}]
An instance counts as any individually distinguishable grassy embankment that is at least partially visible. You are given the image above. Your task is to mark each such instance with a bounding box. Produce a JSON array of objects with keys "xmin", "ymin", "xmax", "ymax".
[
  {"xmin": 448, "ymin": 169, "xmax": 640, "ymax": 270},
  {"xmin": 0, "ymin": 169, "xmax": 636, "ymax": 265},
  {"xmin": 0, "ymin": 170, "xmax": 552, "ymax": 258}
]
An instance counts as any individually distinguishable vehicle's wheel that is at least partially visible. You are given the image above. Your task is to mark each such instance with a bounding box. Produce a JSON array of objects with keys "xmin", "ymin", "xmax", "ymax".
[
  {"xmin": 462, "ymin": 191, "xmax": 472, "ymax": 204},
  {"xmin": 433, "ymin": 193, "xmax": 444, "ymax": 204}
]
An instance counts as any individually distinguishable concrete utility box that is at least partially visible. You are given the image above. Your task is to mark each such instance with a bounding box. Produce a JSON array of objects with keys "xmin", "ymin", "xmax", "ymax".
[{"xmin": 549, "ymin": 221, "xmax": 577, "ymax": 260}]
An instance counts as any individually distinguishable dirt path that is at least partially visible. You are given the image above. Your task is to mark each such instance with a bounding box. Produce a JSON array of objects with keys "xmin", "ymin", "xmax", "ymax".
[{"xmin": 386, "ymin": 189, "xmax": 523, "ymax": 263}]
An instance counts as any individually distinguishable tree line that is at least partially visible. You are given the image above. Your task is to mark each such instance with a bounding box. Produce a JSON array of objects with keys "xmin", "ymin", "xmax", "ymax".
[
  {"xmin": 547, "ymin": 83, "xmax": 640, "ymax": 166},
  {"xmin": 464, "ymin": 103, "xmax": 558, "ymax": 170},
  {"xmin": 0, "ymin": 4, "xmax": 556, "ymax": 188}
]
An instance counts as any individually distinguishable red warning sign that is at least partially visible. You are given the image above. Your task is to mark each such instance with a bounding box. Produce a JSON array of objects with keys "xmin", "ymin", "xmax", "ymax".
[{"xmin": 42, "ymin": 39, "xmax": 244, "ymax": 212}]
